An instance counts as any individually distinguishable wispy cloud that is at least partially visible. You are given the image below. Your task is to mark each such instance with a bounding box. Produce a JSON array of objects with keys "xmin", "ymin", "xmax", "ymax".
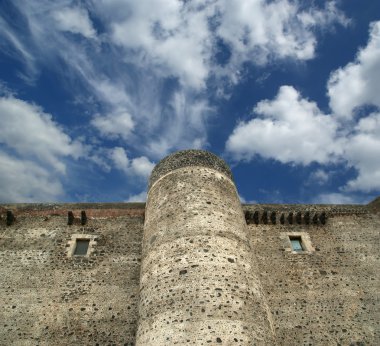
[
  {"xmin": 52, "ymin": 5, "xmax": 97, "ymax": 39},
  {"xmin": 0, "ymin": 0, "xmax": 352, "ymax": 201},
  {"xmin": 0, "ymin": 15, "xmax": 37, "ymax": 83},
  {"xmin": 0, "ymin": 0, "xmax": 348, "ymax": 157}
]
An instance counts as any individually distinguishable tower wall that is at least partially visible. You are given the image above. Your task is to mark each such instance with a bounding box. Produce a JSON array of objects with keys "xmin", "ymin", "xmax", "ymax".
[{"xmin": 136, "ymin": 150, "xmax": 275, "ymax": 345}]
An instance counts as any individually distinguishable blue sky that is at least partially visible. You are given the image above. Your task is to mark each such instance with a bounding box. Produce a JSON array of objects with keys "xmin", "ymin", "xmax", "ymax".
[{"xmin": 0, "ymin": 0, "xmax": 379, "ymax": 204}]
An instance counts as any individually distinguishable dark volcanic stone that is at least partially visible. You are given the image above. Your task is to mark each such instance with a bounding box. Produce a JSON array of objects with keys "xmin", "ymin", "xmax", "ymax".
[{"xmin": 149, "ymin": 150, "xmax": 233, "ymax": 189}]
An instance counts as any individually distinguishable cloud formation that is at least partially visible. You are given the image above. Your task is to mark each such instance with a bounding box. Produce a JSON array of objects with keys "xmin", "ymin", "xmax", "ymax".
[
  {"xmin": 109, "ymin": 147, "xmax": 154, "ymax": 179},
  {"xmin": 92, "ymin": 111, "xmax": 135, "ymax": 141},
  {"xmin": 312, "ymin": 192, "xmax": 356, "ymax": 204},
  {"xmin": 344, "ymin": 112, "xmax": 380, "ymax": 192},
  {"xmin": 107, "ymin": 0, "xmax": 347, "ymax": 89},
  {"xmin": 226, "ymin": 21, "xmax": 380, "ymax": 194},
  {"xmin": 52, "ymin": 6, "xmax": 97, "ymax": 39},
  {"xmin": 328, "ymin": 21, "xmax": 380, "ymax": 119},
  {"xmin": 217, "ymin": 0, "xmax": 347, "ymax": 67},
  {"xmin": 226, "ymin": 86, "xmax": 340, "ymax": 165},
  {"xmin": 0, "ymin": 95, "xmax": 82, "ymax": 201},
  {"xmin": 0, "ymin": 0, "xmax": 348, "ymax": 159},
  {"xmin": 125, "ymin": 191, "xmax": 147, "ymax": 202},
  {"xmin": 0, "ymin": 0, "xmax": 364, "ymax": 203},
  {"xmin": 0, "ymin": 96, "xmax": 83, "ymax": 172}
]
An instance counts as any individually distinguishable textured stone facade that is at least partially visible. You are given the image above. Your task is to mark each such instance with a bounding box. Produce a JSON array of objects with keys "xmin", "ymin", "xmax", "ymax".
[
  {"xmin": 0, "ymin": 150, "xmax": 379, "ymax": 345},
  {"xmin": 243, "ymin": 204, "xmax": 379, "ymax": 345},
  {"xmin": 0, "ymin": 205, "xmax": 144, "ymax": 345},
  {"xmin": 138, "ymin": 150, "xmax": 275, "ymax": 345}
]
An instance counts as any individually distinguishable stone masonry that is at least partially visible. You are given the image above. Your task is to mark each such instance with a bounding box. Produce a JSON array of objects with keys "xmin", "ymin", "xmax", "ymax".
[{"xmin": 0, "ymin": 150, "xmax": 379, "ymax": 345}]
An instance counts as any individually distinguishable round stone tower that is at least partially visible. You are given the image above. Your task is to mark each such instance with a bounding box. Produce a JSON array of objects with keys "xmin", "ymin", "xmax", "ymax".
[{"xmin": 136, "ymin": 150, "xmax": 276, "ymax": 345}]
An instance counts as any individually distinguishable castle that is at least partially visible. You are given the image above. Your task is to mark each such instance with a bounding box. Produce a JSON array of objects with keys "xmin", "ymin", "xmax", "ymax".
[{"xmin": 0, "ymin": 150, "xmax": 379, "ymax": 345}]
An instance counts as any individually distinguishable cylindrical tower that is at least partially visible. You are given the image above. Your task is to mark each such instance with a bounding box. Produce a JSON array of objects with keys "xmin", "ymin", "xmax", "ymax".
[{"xmin": 136, "ymin": 150, "xmax": 275, "ymax": 345}]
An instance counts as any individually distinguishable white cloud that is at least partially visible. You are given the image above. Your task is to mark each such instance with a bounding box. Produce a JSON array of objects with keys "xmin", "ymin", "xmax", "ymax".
[
  {"xmin": 238, "ymin": 193, "xmax": 257, "ymax": 204},
  {"xmin": 109, "ymin": 147, "xmax": 154, "ymax": 179},
  {"xmin": 0, "ymin": 151, "xmax": 63, "ymax": 202},
  {"xmin": 107, "ymin": 0, "xmax": 347, "ymax": 90},
  {"xmin": 0, "ymin": 96, "xmax": 83, "ymax": 172},
  {"xmin": 4, "ymin": 1, "xmax": 210, "ymax": 158},
  {"xmin": 125, "ymin": 191, "xmax": 147, "ymax": 202},
  {"xmin": 0, "ymin": 95, "xmax": 84, "ymax": 202},
  {"xmin": 52, "ymin": 6, "xmax": 97, "ymax": 39},
  {"xmin": 312, "ymin": 192, "xmax": 357, "ymax": 204},
  {"xmin": 328, "ymin": 22, "xmax": 380, "ymax": 192},
  {"xmin": 217, "ymin": 0, "xmax": 346, "ymax": 66},
  {"xmin": 226, "ymin": 85, "xmax": 380, "ymax": 193},
  {"xmin": 226, "ymin": 86, "xmax": 340, "ymax": 165},
  {"xmin": 328, "ymin": 21, "xmax": 380, "ymax": 119},
  {"xmin": 110, "ymin": 147, "xmax": 129, "ymax": 171},
  {"xmin": 135, "ymin": 89, "xmax": 211, "ymax": 159},
  {"xmin": 0, "ymin": 0, "xmax": 358, "ymax": 201},
  {"xmin": 130, "ymin": 157, "xmax": 155, "ymax": 178},
  {"xmin": 0, "ymin": 17, "xmax": 37, "ymax": 82},
  {"xmin": 344, "ymin": 112, "xmax": 380, "ymax": 192},
  {"xmin": 1, "ymin": 0, "xmax": 348, "ymax": 161},
  {"xmin": 92, "ymin": 111, "xmax": 135, "ymax": 140},
  {"xmin": 297, "ymin": 1, "xmax": 349, "ymax": 28},
  {"xmin": 90, "ymin": 79, "xmax": 133, "ymax": 108},
  {"xmin": 109, "ymin": 0, "xmax": 212, "ymax": 90},
  {"xmin": 309, "ymin": 169, "xmax": 330, "ymax": 185},
  {"xmin": 226, "ymin": 21, "xmax": 380, "ymax": 194}
]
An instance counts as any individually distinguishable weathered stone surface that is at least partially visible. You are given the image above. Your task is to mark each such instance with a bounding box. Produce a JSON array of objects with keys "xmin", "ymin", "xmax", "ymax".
[
  {"xmin": 138, "ymin": 151, "xmax": 276, "ymax": 345},
  {"xmin": 6, "ymin": 210, "xmax": 15, "ymax": 226},
  {"xmin": 0, "ymin": 150, "xmax": 379, "ymax": 345},
  {"xmin": 243, "ymin": 203, "xmax": 380, "ymax": 345},
  {"xmin": 0, "ymin": 205, "xmax": 144, "ymax": 345},
  {"xmin": 368, "ymin": 196, "xmax": 380, "ymax": 212},
  {"xmin": 149, "ymin": 149, "xmax": 233, "ymax": 189}
]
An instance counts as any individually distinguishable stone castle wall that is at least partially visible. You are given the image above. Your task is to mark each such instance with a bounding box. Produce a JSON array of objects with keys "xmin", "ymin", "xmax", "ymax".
[
  {"xmin": 0, "ymin": 150, "xmax": 379, "ymax": 345},
  {"xmin": 243, "ymin": 204, "xmax": 380, "ymax": 345},
  {"xmin": 0, "ymin": 205, "xmax": 144, "ymax": 345}
]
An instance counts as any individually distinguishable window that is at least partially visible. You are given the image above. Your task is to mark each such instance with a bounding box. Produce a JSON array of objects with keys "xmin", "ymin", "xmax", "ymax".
[
  {"xmin": 281, "ymin": 232, "xmax": 315, "ymax": 254},
  {"xmin": 289, "ymin": 236, "xmax": 303, "ymax": 252},
  {"xmin": 67, "ymin": 234, "xmax": 97, "ymax": 258},
  {"xmin": 73, "ymin": 239, "xmax": 90, "ymax": 256}
]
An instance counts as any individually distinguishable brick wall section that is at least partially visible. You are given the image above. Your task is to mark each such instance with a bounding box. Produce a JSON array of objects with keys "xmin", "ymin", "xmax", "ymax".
[
  {"xmin": 243, "ymin": 204, "xmax": 380, "ymax": 345},
  {"xmin": 0, "ymin": 205, "xmax": 144, "ymax": 346}
]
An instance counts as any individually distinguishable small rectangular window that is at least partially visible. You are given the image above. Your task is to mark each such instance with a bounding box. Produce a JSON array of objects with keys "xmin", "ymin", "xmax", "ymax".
[
  {"xmin": 73, "ymin": 239, "xmax": 90, "ymax": 256},
  {"xmin": 289, "ymin": 236, "xmax": 303, "ymax": 252}
]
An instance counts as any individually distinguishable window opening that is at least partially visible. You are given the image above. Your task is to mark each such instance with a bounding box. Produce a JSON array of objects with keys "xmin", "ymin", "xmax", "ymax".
[
  {"xmin": 73, "ymin": 239, "xmax": 90, "ymax": 256},
  {"xmin": 289, "ymin": 236, "xmax": 303, "ymax": 252}
]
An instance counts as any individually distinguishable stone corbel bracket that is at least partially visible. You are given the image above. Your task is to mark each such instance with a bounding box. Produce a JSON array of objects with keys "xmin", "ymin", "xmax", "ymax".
[
  {"xmin": 67, "ymin": 210, "xmax": 88, "ymax": 225},
  {"xmin": 245, "ymin": 210, "xmax": 327, "ymax": 226}
]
